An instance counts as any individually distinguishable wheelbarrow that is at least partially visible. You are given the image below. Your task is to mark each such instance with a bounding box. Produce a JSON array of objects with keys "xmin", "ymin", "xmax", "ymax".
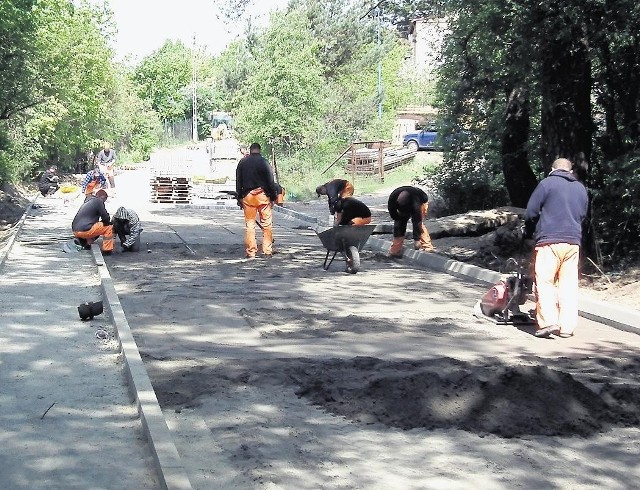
[{"xmin": 316, "ymin": 224, "xmax": 376, "ymax": 274}]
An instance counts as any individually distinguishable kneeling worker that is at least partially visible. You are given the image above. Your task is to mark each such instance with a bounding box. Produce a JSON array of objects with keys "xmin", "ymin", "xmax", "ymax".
[
  {"xmin": 113, "ymin": 206, "xmax": 142, "ymax": 252},
  {"xmin": 71, "ymin": 189, "xmax": 114, "ymax": 254},
  {"xmin": 334, "ymin": 197, "xmax": 372, "ymax": 226},
  {"xmin": 388, "ymin": 185, "xmax": 434, "ymax": 257}
]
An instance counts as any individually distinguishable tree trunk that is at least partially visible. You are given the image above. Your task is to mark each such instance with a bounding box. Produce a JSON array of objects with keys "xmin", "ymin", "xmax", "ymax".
[
  {"xmin": 501, "ymin": 86, "xmax": 538, "ymax": 208},
  {"xmin": 540, "ymin": 23, "xmax": 592, "ymax": 182}
]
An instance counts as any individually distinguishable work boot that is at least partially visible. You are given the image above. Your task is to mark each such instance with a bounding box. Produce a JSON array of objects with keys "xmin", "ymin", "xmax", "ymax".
[
  {"xmin": 534, "ymin": 325, "xmax": 560, "ymax": 338},
  {"xmin": 415, "ymin": 243, "xmax": 436, "ymax": 252}
]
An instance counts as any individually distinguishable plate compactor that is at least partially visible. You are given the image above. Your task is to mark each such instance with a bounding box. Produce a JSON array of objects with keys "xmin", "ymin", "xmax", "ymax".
[{"xmin": 473, "ymin": 258, "xmax": 536, "ymax": 325}]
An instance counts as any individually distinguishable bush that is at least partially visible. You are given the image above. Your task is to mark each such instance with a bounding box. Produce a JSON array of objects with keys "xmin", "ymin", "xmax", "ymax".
[
  {"xmin": 433, "ymin": 154, "xmax": 509, "ymax": 214},
  {"xmin": 590, "ymin": 152, "xmax": 640, "ymax": 266}
]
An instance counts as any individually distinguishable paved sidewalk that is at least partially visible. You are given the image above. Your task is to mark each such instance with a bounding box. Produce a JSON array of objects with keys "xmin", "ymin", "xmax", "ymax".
[{"xmin": 0, "ymin": 198, "xmax": 159, "ymax": 489}]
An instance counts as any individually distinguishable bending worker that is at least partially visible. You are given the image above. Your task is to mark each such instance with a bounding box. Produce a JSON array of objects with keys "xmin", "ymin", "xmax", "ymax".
[
  {"xmin": 334, "ymin": 197, "xmax": 372, "ymax": 226},
  {"xmin": 113, "ymin": 206, "xmax": 142, "ymax": 252},
  {"xmin": 316, "ymin": 178, "xmax": 354, "ymax": 220},
  {"xmin": 236, "ymin": 142, "xmax": 278, "ymax": 259},
  {"xmin": 388, "ymin": 185, "xmax": 435, "ymax": 257},
  {"xmin": 524, "ymin": 157, "xmax": 588, "ymax": 339},
  {"xmin": 71, "ymin": 189, "xmax": 114, "ymax": 254}
]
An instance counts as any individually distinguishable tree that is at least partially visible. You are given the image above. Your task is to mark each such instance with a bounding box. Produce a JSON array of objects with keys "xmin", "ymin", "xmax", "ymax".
[
  {"xmin": 133, "ymin": 40, "xmax": 192, "ymax": 123},
  {"xmin": 0, "ymin": 0, "xmax": 44, "ymax": 121},
  {"xmin": 534, "ymin": 3, "xmax": 593, "ymax": 180},
  {"xmin": 233, "ymin": 8, "xmax": 326, "ymax": 153},
  {"xmin": 109, "ymin": 67, "xmax": 162, "ymax": 161},
  {"xmin": 33, "ymin": 0, "xmax": 118, "ymax": 165}
]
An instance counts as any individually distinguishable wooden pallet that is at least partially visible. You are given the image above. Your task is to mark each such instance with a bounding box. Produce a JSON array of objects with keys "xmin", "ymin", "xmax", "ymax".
[
  {"xmin": 150, "ymin": 199, "xmax": 192, "ymax": 204},
  {"xmin": 150, "ymin": 176, "xmax": 193, "ymax": 203}
]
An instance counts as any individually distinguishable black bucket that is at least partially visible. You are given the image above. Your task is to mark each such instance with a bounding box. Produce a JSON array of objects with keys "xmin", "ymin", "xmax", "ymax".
[{"xmin": 78, "ymin": 301, "xmax": 104, "ymax": 321}]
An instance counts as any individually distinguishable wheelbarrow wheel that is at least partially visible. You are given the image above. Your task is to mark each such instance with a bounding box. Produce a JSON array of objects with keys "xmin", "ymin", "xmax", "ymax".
[{"xmin": 345, "ymin": 245, "xmax": 360, "ymax": 274}]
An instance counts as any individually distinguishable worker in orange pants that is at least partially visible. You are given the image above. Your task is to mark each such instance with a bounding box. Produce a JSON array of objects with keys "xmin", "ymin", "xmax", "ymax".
[
  {"xmin": 387, "ymin": 186, "xmax": 434, "ymax": 257},
  {"xmin": 316, "ymin": 179, "xmax": 354, "ymax": 224},
  {"xmin": 334, "ymin": 197, "xmax": 372, "ymax": 226},
  {"xmin": 71, "ymin": 189, "xmax": 114, "ymax": 253},
  {"xmin": 236, "ymin": 142, "xmax": 279, "ymax": 258}
]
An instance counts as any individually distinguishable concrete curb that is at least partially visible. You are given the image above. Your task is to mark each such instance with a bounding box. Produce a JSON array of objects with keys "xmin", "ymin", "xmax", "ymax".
[
  {"xmin": 274, "ymin": 206, "xmax": 640, "ymax": 336},
  {"xmin": 92, "ymin": 248, "xmax": 193, "ymax": 490},
  {"xmin": 176, "ymin": 200, "xmax": 239, "ymax": 210}
]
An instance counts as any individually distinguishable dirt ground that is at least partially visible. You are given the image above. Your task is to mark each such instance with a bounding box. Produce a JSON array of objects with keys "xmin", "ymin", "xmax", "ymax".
[
  {"xmin": 102, "ymin": 203, "xmax": 640, "ymax": 488},
  {"xmin": 3, "ymin": 173, "xmax": 640, "ymax": 487}
]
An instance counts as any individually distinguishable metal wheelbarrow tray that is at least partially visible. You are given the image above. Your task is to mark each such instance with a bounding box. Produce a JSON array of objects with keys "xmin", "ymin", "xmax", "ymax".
[{"xmin": 316, "ymin": 224, "xmax": 376, "ymax": 274}]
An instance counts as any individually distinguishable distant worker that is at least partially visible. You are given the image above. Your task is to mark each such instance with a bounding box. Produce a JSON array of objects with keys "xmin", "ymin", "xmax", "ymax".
[
  {"xmin": 274, "ymin": 183, "xmax": 286, "ymax": 206},
  {"xmin": 113, "ymin": 207, "xmax": 142, "ymax": 252},
  {"xmin": 387, "ymin": 186, "xmax": 435, "ymax": 257},
  {"xmin": 316, "ymin": 179, "xmax": 354, "ymax": 220},
  {"xmin": 71, "ymin": 189, "xmax": 114, "ymax": 254},
  {"xmin": 524, "ymin": 158, "xmax": 588, "ymax": 338},
  {"xmin": 81, "ymin": 167, "xmax": 107, "ymax": 202},
  {"xmin": 37, "ymin": 165, "xmax": 60, "ymax": 197},
  {"xmin": 95, "ymin": 142, "xmax": 116, "ymax": 190},
  {"xmin": 236, "ymin": 142, "xmax": 279, "ymax": 259},
  {"xmin": 334, "ymin": 197, "xmax": 372, "ymax": 226}
]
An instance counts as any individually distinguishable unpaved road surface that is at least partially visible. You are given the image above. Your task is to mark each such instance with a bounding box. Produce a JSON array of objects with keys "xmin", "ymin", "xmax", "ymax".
[{"xmin": 103, "ymin": 191, "xmax": 640, "ymax": 489}]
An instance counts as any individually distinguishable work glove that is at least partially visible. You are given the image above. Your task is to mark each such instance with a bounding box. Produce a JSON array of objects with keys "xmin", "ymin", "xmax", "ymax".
[{"xmin": 521, "ymin": 221, "xmax": 534, "ymax": 239}]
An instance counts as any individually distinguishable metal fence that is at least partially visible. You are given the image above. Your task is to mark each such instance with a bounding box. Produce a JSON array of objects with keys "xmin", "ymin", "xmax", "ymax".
[{"xmin": 160, "ymin": 118, "xmax": 193, "ymax": 146}]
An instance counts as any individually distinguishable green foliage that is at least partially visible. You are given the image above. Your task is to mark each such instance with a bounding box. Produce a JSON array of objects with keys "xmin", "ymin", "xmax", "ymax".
[
  {"xmin": 133, "ymin": 40, "xmax": 192, "ymax": 123},
  {"xmin": 109, "ymin": 68, "xmax": 162, "ymax": 163},
  {"xmin": 590, "ymin": 152, "xmax": 640, "ymax": 265},
  {"xmin": 433, "ymin": 152, "xmax": 509, "ymax": 214},
  {"xmin": 33, "ymin": 0, "xmax": 118, "ymax": 166},
  {"xmin": 0, "ymin": 0, "xmax": 41, "ymax": 121},
  {"xmin": 0, "ymin": 0, "xmax": 165, "ymax": 181},
  {"xmin": 233, "ymin": 8, "xmax": 326, "ymax": 153}
]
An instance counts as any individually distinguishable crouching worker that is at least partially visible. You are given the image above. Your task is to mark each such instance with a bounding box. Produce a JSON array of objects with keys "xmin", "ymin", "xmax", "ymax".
[
  {"xmin": 113, "ymin": 207, "xmax": 142, "ymax": 252},
  {"xmin": 71, "ymin": 189, "xmax": 114, "ymax": 254},
  {"xmin": 334, "ymin": 197, "xmax": 372, "ymax": 226},
  {"xmin": 38, "ymin": 166, "xmax": 60, "ymax": 197},
  {"xmin": 81, "ymin": 167, "xmax": 107, "ymax": 202},
  {"xmin": 388, "ymin": 186, "xmax": 434, "ymax": 257}
]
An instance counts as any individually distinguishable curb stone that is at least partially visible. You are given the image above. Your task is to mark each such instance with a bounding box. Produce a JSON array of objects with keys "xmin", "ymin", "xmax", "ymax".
[{"xmin": 93, "ymin": 247, "xmax": 193, "ymax": 490}]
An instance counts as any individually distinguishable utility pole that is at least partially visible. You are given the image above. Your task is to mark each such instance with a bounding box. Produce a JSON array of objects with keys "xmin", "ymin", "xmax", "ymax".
[
  {"xmin": 376, "ymin": 6, "xmax": 383, "ymax": 119},
  {"xmin": 361, "ymin": 2, "xmax": 386, "ymax": 119},
  {"xmin": 191, "ymin": 34, "xmax": 198, "ymax": 143}
]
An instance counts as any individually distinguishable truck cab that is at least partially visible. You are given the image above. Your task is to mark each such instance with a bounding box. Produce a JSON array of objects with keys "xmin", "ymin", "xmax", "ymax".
[{"xmin": 402, "ymin": 124, "xmax": 439, "ymax": 151}]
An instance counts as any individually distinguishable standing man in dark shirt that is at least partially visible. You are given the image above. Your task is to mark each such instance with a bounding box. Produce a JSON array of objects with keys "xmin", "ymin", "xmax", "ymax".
[
  {"xmin": 71, "ymin": 189, "xmax": 114, "ymax": 254},
  {"xmin": 236, "ymin": 142, "xmax": 278, "ymax": 258},
  {"xmin": 524, "ymin": 158, "xmax": 588, "ymax": 338},
  {"xmin": 387, "ymin": 186, "xmax": 435, "ymax": 257},
  {"xmin": 316, "ymin": 178, "xmax": 354, "ymax": 222}
]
